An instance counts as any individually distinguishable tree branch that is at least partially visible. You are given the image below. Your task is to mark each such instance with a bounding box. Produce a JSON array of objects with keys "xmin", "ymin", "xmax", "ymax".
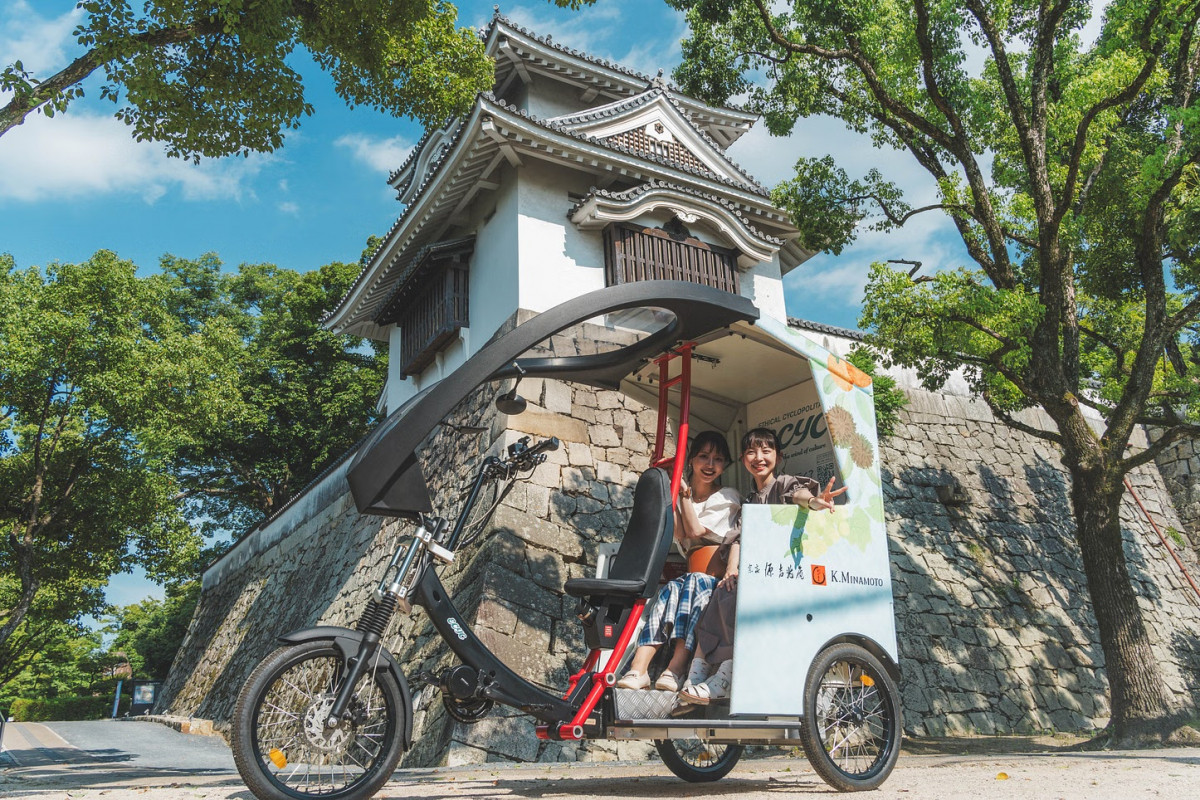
[
  {"xmin": 0, "ymin": 18, "xmax": 225, "ymax": 139},
  {"xmin": 981, "ymin": 393, "xmax": 1064, "ymax": 445},
  {"xmin": 1056, "ymin": 10, "xmax": 1164, "ymax": 224},
  {"xmin": 1120, "ymin": 423, "xmax": 1200, "ymax": 471},
  {"xmin": 1078, "ymin": 323, "xmax": 1128, "ymax": 376}
]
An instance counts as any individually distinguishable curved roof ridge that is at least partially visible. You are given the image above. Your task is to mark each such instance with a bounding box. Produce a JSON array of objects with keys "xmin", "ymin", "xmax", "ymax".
[
  {"xmin": 570, "ymin": 180, "xmax": 783, "ymax": 245},
  {"xmin": 481, "ymin": 9, "xmax": 753, "ymax": 118}
]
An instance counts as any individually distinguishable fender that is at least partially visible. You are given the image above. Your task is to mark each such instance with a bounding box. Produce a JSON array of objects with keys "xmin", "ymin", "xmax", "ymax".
[{"xmin": 279, "ymin": 626, "xmax": 414, "ymax": 750}]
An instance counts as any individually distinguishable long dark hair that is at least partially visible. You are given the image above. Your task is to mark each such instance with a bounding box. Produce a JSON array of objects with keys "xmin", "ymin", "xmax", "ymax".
[{"xmin": 686, "ymin": 431, "xmax": 733, "ymax": 482}]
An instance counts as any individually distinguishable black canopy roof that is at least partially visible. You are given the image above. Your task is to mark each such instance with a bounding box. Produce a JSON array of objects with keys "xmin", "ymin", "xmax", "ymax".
[{"xmin": 346, "ymin": 281, "xmax": 758, "ymax": 517}]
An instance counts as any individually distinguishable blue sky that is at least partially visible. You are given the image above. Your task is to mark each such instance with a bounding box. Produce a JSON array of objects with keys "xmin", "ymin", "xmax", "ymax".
[{"xmin": 0, "ymin": 0, "xmax": 993, "ymax": 607}]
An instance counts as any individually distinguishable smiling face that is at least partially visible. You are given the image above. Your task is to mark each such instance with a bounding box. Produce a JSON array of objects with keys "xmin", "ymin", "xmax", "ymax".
[
  {"xmin": 690, "ymin": 444, "xmax": 728, "ymax": 490},
  {"xmin": 742, "ymin": 442, "xmax": 778, "ymax": 488}
]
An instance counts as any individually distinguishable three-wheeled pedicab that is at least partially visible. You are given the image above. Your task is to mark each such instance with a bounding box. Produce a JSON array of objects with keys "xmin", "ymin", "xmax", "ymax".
[{"xmin": 231, "ymin": 281, "xmax": 902, "ymax": 799}]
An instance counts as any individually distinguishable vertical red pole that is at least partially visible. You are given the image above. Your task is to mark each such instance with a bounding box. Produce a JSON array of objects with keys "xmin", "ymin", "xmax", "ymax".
[{"xmin": 669, "ymin": 344, "xmax": 693, "ymax": 502}]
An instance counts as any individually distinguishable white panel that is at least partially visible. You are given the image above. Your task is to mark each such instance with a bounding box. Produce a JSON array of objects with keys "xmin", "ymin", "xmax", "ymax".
[{"xmin": 731, "ymin": 504, "xmax": 898, "ymax": 716}]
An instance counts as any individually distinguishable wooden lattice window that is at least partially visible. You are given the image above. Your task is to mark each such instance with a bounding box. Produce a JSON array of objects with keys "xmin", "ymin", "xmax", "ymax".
[
  {"xmin": 603, "ymin": 220, "xmax": 739, "ymax": 293},
  {"xmin": 375, "ymin": 237, "xmax": 473, "ymax": 378}
]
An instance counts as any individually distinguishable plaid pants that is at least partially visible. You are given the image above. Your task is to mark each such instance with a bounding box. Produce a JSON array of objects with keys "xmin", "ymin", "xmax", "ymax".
[{"xmin": 637, "ymin": 572, "xmax": 717, "ymax": 651}]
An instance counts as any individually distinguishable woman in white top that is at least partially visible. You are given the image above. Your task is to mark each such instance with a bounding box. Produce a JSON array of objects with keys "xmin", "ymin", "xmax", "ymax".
[{"xmin": 616, "ymin": 431, "xmax": 741, "ymax": 691}]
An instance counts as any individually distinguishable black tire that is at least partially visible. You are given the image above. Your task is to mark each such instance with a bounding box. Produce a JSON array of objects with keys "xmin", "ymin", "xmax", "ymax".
[
  {"xmin": 655, "ymin": 737, "xmax": 743, "ymax": 782},
  {"xmin": 799, "ymin": 642, "xmax": 902, "ymax": 791},
  {"xmin": 232, "ymin": 640, "xmax": 406, "ymax": 800}
]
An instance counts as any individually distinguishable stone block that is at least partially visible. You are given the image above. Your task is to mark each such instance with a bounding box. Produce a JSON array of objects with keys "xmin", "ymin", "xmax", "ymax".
[
  {"xmin": 562, "ymin": 467, "xmax": 587, "ymax": 493},
  {"xmin": 476, "ymin": 599, "xmax": 518, "ymax": 636},
  {"xmin": 490, "ymin": 505, "xmax": 583, "ymax": 561},
  {"xmin": 597, "ymin": 390, "xmax": 623, "ymax": 410},
  {"xmin": 446, "ymin": 740, "xmax": 489, "ymax": 766},
  {"xmin": 542, "ymin": 380, "xmax": 573, "ymax": 414},
  {"xmin": 461, "ymin": 713, "xmax": 541, "ymax": 762},
  {"xmin": 507, "ymin": 404, "xmax": 589, "ymax": 444},
  {"xmin": 567, "ymin": 442, "xmax": 594, "ymax": 467},
  {"xmin": 589, "ymin": 426, "xmax": 621, "ymax": 447},
  {"xmin": 595, "ymin": 460, "xmax": 623, "ymax": 485}
]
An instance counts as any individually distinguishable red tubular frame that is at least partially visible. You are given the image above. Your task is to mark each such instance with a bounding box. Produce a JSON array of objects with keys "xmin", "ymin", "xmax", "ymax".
[{"xmin": 537, "ymin": 345, "xmax": 696, "ymax": 742}]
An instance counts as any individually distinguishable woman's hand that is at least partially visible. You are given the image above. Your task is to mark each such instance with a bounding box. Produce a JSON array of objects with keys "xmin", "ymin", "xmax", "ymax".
[
  {"xmin": 718, "ymin": 568, "xmax": 738, "ymax": 591},
  {"xmin": 805, "ymin": 477, "xmax": 847, "ymax": 512}
]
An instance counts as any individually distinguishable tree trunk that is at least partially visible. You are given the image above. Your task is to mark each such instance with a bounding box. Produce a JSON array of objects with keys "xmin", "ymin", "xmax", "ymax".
[{"xmin": 1070, "ymin": 467, "xmax": 1177, "ymax": 744}]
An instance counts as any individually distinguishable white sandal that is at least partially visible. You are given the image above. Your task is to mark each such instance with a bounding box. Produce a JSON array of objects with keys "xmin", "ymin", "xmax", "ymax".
[
  {"xmin": 682, "ymin": 657, "xmax": 713, "ymax": 689},
  {"xmin": 678, "ymin": 660, "xmax": 732, "ymax": 705}
]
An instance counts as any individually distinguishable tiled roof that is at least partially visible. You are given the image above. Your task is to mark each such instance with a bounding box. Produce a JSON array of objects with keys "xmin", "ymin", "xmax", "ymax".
[
  {"xmin": 489, "ymin": 94, "xmax": 771, "ymax": 198},
  {"xmin": 482, "ymin": 10, "xmax": 752, "ymax": 117},
  {"xmin": 787, "ymin": 317, "xmax": 866, "ymax": 341},
  {"xmin": 549, "ymin": 85, "xmax": 767, "ymax": 192},
  {"xmin": 327, "ymin": 94, "xmax": 787, "ymax": 333}
]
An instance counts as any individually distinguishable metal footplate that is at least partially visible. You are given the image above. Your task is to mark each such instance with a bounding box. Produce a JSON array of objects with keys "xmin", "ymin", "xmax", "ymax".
[{"xmin": 609, "ymin": 716, "xmax": 804, "ymax": 745}]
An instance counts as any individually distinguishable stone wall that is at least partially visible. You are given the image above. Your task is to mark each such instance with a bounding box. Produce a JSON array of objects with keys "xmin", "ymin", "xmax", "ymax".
[
  {"xmin": 1151, "ymin": 431, "xmax": 1200, "ymax": 552},
  {"xmin": 161, "ymin": 369, "xmax": 1200, "ymax": 766},
  {"xmin": 884, "ymin": 390, "xmax": 1200, "ymax": 736}
]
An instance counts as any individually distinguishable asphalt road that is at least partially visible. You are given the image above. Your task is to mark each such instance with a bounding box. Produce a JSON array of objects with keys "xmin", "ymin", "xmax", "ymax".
[{"xmin": 1, "ymin": 719, "xmax": 1198, "ymax": 799}]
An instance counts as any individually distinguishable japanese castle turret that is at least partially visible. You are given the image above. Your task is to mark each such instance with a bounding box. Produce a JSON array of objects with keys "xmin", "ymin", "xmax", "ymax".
[{"xmin": 323, "ymin": 12, "xmax": 811, "ymax": 413}]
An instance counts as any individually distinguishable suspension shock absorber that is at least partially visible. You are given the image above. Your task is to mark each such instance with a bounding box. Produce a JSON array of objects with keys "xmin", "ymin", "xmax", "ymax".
[{"xmin": 356, "ymin": 593, "xmax": 400, "ymax": 638}]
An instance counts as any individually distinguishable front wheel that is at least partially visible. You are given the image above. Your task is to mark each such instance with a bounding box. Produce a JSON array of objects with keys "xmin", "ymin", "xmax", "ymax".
[
  {"xmin": 655, "ymin": 737, "xmax": 743, "ymax": 782},
  {"xmin": 232, "ymin": 640, "xmax": 406, "ymax": 800},
  {"xmin": 799, "ymin": 642, "xmax": 902, "ymax": 791}
]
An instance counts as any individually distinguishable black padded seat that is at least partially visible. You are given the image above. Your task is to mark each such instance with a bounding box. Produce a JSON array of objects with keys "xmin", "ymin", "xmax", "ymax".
[{"xmin": 564, "ymin": 468, "xmax": 674, "ymax": 601}]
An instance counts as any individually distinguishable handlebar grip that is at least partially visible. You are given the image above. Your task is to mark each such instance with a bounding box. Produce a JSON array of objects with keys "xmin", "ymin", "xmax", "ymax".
[{"xmin": 527, "ymin": 437, "xmax": 560, "ymax": 456}]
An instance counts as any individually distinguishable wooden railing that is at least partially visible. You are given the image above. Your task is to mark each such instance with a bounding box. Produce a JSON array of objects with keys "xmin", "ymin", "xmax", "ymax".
[{"xmin": 604, "ymin": 223, "xmax": 739, "ymax": 294}]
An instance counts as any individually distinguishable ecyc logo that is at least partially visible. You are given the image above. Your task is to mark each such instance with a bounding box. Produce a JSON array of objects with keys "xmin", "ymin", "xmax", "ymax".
[{"xmin": 446, "ymin": 617, "xmax": 468, "ymax": 641}]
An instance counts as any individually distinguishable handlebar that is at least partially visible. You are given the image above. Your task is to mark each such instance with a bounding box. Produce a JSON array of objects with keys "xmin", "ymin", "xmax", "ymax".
[
  {"xmin": 382, "ymin": 435, "xmax": 562, "ymax": 609},
  {"xmin": 524, "ymin": 436, "xmax": 561, "ymax": 457}
]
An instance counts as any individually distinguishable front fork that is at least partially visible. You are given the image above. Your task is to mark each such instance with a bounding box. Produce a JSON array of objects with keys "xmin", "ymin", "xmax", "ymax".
[{"xmin": 325, "ymin": 516, "xmax": 449, "ymax": 728}]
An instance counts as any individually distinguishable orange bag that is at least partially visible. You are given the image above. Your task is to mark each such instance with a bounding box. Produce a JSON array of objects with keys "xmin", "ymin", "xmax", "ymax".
[{"xmin": 687, "ymin": 545, "xmax": 726, "ymax": 578}]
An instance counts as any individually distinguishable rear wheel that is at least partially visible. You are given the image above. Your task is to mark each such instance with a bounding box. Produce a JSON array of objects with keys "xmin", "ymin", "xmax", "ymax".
[
  {"xmin": 799, "ymin": 643, "xmax": 902, "ymax": 791},
  {"xmin": 655, "ymin": 737, "xmax": 743, "ymax": 782},
  {"xmin": 232, "ymin": 640, "xmax": 406, "ymax": 800}
]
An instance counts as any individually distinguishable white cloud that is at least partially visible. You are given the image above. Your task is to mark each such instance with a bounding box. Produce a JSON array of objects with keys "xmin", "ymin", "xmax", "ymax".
[
  {"xmin": 334, "ymin": 133, "xmax": 413, "ymax": 174},
  {"xmin": 278, "ymin": 201, "xmax": 300, "ymax": 215},
  {"xmin": 0, "ymin": 1, "xmax": 82, "ymax": 76},
  {"xmin": 503, "ymin": 2, "xmax": 623, "ymax": 57},
  {"xmin": 0, "ymin": 110, "xmax": 266, "ymax": 203}
]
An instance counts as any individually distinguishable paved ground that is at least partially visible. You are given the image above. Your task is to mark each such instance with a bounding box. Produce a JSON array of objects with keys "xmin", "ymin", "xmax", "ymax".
[{"xmin": 1, "ymin": 720, "xmax": 1198, "ymax": 799}]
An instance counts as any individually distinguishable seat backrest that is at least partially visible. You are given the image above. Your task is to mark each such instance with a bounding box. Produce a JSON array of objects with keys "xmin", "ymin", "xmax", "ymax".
[{"xmin": 606, "ymin": 467, "xmax": 674, "ymax": 598}]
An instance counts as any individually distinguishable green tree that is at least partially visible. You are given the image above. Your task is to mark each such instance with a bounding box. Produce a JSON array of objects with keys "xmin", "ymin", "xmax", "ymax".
[
  {"xmin": 665, "ymin": 0, "xmax": 1200, "ymax": 744},
  {"xmin": 109, "ymin": 581, "xmax": 201, "ymax": 679},
  {"xmin": 0, "ymin": 251, "xmax": 238, "ymax": 679},
  {"xmin": 158, "ymin": 255, "xmax": 386, "ymax": 533},
  {"xmin": 0, "ymin": 1, "xmax": 493, "ymax": 161}
]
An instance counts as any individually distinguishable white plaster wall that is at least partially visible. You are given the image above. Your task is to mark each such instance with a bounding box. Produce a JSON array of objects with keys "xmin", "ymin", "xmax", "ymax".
[
  {"xmin": 516, "ymin": 160, "xmax": 606, "ymax": 312},
  {"xmin": 524, "ymin": 77, "xmax": 592, "ymax": 120},
  {"xmin": 383, "ymin": 169, "xmax": 521, "ymax": 411},
  {"xmin": 742, "ymin": 254, "xmax": 788, "ymax": 323},
  {"xmin": 466, "ymin": 173, "xmax": 521, "ymax": 346}
]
